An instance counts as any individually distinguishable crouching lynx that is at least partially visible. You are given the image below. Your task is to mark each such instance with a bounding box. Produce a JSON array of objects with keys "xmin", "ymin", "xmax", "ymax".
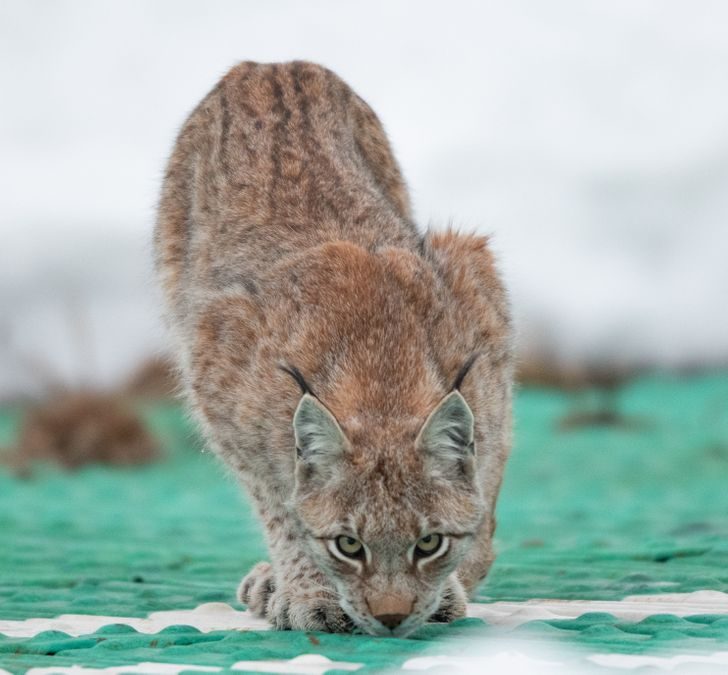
[{"xmin": 155, "ymin": 61, "xmax": 512, "ymax": 637}]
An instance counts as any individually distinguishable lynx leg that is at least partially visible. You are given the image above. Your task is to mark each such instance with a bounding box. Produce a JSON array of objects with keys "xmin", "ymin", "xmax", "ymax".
[
  {"xmin": 265, "ymin": 537, "xmax": 354, "ymax": 632},
  {"xmin": 248, "ymin": 511, "xmax": 354, "ymax": 632}
]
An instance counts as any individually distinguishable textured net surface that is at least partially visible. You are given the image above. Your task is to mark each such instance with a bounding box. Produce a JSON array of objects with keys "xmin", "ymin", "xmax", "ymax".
[{"xmin": 1, "ymin": 373, "xmax": 727, "ymax": 672}]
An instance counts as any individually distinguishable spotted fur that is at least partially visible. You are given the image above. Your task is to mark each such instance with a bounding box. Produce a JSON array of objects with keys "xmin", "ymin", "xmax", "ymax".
[{"xmin": 155, "ymin": 61, "xmax": 513, "ymax": 636}]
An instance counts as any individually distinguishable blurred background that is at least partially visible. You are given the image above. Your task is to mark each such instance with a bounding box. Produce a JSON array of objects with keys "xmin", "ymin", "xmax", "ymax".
[
  {"xmin": 2, "ymin": 5, "xmax": 728, "ymax": 669},
  {"xmin": 2, "ymin": 0, "xmax": 727, "ymax": 404}
]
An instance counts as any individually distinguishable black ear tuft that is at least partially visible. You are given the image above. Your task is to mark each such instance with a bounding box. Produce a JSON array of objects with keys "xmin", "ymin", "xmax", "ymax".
[
  {"xmin": 451, "ymin": 353, "xmax": 481, "ymax": 391},
  {"xmin": 279, "ymin": 364, "xmax": 316, "ymax": 396}
]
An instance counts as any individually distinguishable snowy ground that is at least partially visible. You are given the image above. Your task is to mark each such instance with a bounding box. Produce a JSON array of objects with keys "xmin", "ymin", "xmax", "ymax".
[
  {"xmin": 2, "ymin": 1, "xmax": 728, "ymax": 397},
  {"xmin": 4, "ymin": 592, "xmax": 727, "ymax": 638},
  {"xmin": 3, "ymin": 594, "xmax": 728, "ymax": 673}
]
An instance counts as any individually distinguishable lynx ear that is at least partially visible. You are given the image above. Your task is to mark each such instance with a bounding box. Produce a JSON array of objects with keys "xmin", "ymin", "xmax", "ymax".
[
  {"xmin": 416, "ymin": 391, "xmax": 475, "ymax": 481},
  {"xmin": 293, "ymin": 394, "xmax": 349, "ymax": 486}
]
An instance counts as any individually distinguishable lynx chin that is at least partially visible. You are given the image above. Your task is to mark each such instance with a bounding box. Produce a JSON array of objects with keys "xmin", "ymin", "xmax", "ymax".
[{"xmin": 155, "ymin": 61, "xmax": 513, "ymax": 636}]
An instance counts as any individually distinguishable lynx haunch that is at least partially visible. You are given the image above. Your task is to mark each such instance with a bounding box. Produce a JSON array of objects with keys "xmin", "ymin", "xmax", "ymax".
[{"xmin": 155, "ymin": 61, "xmax": 512, "ymax": 636}]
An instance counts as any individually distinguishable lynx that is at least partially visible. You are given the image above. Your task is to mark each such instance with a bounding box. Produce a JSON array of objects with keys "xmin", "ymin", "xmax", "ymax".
[{"xmin": 155, "ymin": 61, "xmax": 512, "ymax": 637}]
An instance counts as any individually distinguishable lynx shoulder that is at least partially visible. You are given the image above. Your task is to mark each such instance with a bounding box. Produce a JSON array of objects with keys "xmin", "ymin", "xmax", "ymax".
[{"xmin": 155, "ymin": 61, "xmax": 512, "ymax": 636}]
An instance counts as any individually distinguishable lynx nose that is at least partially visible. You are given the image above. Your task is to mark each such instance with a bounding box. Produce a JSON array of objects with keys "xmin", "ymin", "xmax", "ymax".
[
  {"xmin": 375, "ymin": 612, "xmax": 409, "ymax": 629},
  {"xmin": 367, "ymin": 592, "xmax": 414, "ymax": 630}
]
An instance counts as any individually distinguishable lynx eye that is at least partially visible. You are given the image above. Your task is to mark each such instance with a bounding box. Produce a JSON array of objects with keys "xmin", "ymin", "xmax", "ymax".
[
  {"xmin": 336, "ymin": 535, "xmax": 364, "ymax": 558},
  {"xmin": 415, "ymin": 533, "xmax": 443, "ymax": 557}
]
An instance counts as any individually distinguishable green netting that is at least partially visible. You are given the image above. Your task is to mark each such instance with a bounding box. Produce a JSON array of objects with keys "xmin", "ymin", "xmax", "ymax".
[
  {"xmin": 1, "ymin": 373, "xmax": 727, "ymax": 672},
  {"xmin": 2, "ymin": 615, "xmax": 728, "ymax": 673}
]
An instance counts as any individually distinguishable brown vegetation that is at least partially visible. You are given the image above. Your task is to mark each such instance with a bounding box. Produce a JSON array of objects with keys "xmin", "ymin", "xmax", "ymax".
[{"xmin": 7, "ymin": 391, "xmax": 159, "ymax": 472}]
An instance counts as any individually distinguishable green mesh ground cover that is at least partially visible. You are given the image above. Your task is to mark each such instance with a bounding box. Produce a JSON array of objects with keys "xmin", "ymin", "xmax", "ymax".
[
  {"xmin": 3, "ymin": 616, "xmax": 728, "ymax": 674},
  {"xmin": 1, "ymin": 373, "xmax": 727, "ymax": 672},
  {"xmin": 0, "ymin": 620, "xmax": 484, "ymax": 674}
]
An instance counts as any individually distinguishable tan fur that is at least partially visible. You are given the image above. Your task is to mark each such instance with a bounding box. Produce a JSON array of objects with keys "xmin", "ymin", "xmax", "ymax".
[{"xmin": 155, "ymin": 61, "xmax": 513, "ymax": 636}]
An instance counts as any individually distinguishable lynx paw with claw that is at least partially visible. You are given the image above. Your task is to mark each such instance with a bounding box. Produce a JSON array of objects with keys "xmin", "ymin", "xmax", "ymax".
[
  {"xmin": 238, "ymin": 561, "xmax": 275, "ymax": 617},
  {"xmin": 266, "ymin": 584, "xmax": 354, "ymax": 632}
]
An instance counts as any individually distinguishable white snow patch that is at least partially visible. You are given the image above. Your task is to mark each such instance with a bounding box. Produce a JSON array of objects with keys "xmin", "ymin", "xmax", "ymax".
[
  {"xmin": 402, "ymin": 651, "xmax": 570, "ymax": 673},
  {"xmin": 468, "ymin": 590, "xmax": 728, "ymax": 628},
  {"xmin": 1, "ymin": 591, "xmax": 726, "ymax": 639},
  {"xmin": 231, "ymin": 655, "xmax": 362, "ymax": 673},
  {"xmin": 588, "ymin": 651, "xmax": 728, "ymax": 671},
  {"xmin": 402, "ymin": 649, "xmax": 728, "ymax": 674},
  {"xmin": 0, "ymin": 602, "xmax": 268, "ymax": 639},
  {"xmin": 15, "ymin": 655, "xmax": 363, "ymax": 675},
  {"xmin": 23, "ymin": 665, "xmax": 219, "ymax": 675}
]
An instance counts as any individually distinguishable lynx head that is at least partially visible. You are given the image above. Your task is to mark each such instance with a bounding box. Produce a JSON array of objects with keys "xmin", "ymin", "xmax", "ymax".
[{"xmin": 282, "ymin": 360, "xmax": 484, "ymax": 637}]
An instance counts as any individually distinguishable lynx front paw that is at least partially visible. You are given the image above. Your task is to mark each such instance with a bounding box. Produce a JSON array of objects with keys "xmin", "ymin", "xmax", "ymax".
[
  {"xmin": 238, "ymin": 561, "xmax": 275, "ymax": 617},
  {"xmin": 267, "ymin": 584, "xmax": 354, "ymax": 633},
  {"xmin": 428, "ymin": 575, "xmax": 467, "ymax": 623}
]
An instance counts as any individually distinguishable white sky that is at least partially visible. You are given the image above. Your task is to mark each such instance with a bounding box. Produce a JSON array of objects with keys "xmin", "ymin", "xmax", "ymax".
[{"xmin": 1, "ymin": 1, "xmax": 727, "ymax": 395}]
